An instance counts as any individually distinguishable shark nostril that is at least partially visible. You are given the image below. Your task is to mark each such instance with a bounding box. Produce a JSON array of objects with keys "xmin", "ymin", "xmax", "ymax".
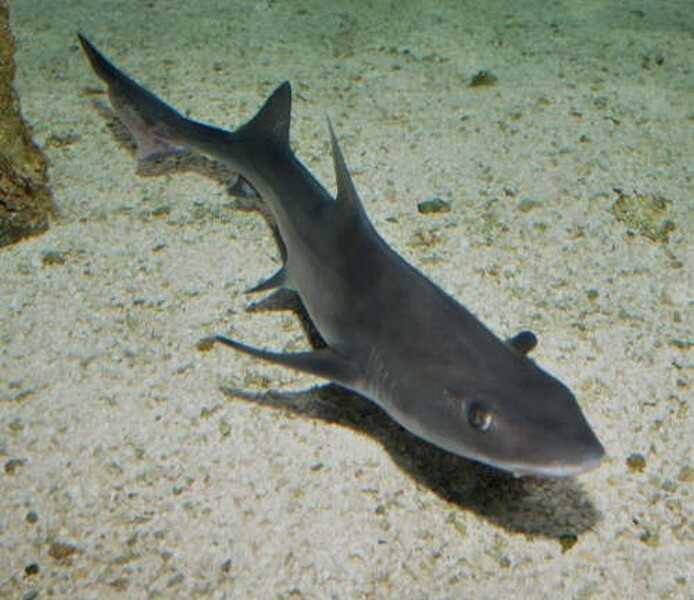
[{"xmin": 468, "ymin": 402, "xmax": 493, "ymax": 432}]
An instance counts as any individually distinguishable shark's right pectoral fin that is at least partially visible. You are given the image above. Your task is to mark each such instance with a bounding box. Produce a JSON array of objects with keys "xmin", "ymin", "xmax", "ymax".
[{"xmin": 215, "ymin": 335, "xmax": 361, "ymax": 389}]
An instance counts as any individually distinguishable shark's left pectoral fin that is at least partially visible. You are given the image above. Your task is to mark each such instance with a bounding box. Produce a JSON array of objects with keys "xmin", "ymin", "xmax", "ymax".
[
  {"xmin": 215, "ymin": 335, "xmax": 361, "ymax": 389},
  {"xmin": 506, "ymin": 330, "xmax": 538, "ymax": 355}
]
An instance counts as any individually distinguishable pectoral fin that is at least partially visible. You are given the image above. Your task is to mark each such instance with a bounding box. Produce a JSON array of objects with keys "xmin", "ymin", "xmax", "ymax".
[
  {"xmin": 506, "ymin": 330, "xmax": 538, "ymax": 355},
  {"xmin": 215, "ymin": 335, "xmax": 361, "ymax": 389}
]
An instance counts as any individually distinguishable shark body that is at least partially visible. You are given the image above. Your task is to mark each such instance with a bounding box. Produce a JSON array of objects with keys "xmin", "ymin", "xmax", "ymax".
[{"xmin": 79, "ymin": 34, "xmax": 604, "ymax": 477}]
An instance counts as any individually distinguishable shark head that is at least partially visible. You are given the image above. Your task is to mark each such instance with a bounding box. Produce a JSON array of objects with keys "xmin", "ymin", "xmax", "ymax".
[{"xmin": 397, "ymin": 352, "xmax": 605, "ymax": 478}]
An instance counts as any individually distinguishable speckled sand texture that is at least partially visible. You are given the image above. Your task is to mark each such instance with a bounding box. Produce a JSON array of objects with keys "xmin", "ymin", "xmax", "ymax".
[{"xmin": 1, "ymin": 1, "xmax": 692, "ymax": 598}]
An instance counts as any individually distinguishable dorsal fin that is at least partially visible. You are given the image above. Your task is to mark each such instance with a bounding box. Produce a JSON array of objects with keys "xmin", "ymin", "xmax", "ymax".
[
  {"xmin": 327, "ymin": 117, "xmax": 365, "ymax": 214},
  {"xmin": 237, "ymin": 81, "xmax": 292, "ymax": 147}
]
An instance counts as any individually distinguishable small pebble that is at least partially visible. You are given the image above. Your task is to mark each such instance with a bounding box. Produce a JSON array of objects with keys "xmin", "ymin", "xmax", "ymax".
[
  {"xmin": 4, "ymin": 458, "xmax": 26, "ymax": 475},
  {"xmin": 48, "ymin": 541, "xmax": 79, "ymax": 562},
  {"xmin": 41, "ymin": 249, "xmax": 66, "ymax": 266},
  {"xmin": 517, "ymin": 198, "xmax": 539, "ymax": 213},
  {"xmin": 417, "ymin": 197, "xmax": 451, "ymax": 215},
  {"xmin": 559, "ymin": 533, "xmax": 578, "ymax": 553},
  {"xmin": 626, "ymin": 452, "xmax": 646, "ymax": 473},
  {"xmin": 196, "ymin": 337, "xmax": 215, "ymax": 352},
  {"xmin": 469, "ymin": 70, "xmax": 498, "ymax": 88}
]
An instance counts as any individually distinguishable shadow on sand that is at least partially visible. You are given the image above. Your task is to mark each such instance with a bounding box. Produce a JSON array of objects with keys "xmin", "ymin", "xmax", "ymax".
[{"xmin": 221, "ymin": 383, "xmax": 601, "ymax": 540}]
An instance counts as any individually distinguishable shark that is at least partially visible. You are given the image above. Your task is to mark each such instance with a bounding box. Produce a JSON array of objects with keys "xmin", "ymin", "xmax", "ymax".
[{"xmin": 78, "ymin": 34, "xmax": 605, "ymax": 478}]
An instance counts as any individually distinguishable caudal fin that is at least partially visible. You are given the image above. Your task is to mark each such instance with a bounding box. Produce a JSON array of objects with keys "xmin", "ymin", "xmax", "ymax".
[
  {"xmin": 78, "ymin": 33, "xmax": 190, "ymax": 160},
  {"xmin": 79, "ymin": 34, "xmax": 293, "ymax": 169}
]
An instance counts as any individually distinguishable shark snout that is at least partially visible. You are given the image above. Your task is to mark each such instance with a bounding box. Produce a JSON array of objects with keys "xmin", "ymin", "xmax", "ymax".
[{"xmin": 505, "ymin": 412, "xmax": 606, "ymax": 478}]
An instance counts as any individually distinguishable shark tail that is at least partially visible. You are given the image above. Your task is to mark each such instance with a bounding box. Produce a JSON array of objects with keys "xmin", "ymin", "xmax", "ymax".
[{"xmin": 78, "ymin": 33, "xmax": 291, "ymax": 169}]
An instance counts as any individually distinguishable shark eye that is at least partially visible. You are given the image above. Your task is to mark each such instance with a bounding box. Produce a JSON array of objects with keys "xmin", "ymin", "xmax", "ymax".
[{"xmin": 467, "ymin": 402, "xmax": 493, "ymax": 432}]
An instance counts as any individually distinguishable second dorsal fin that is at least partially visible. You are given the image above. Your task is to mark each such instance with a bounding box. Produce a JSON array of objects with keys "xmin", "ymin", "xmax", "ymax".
[{"xmin": 237, "ymin": 81, "xmax": 292, "ymax": 147}]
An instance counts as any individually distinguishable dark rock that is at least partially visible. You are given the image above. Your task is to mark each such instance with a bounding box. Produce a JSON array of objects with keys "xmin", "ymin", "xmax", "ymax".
[
  {"xmin": 417, "ymin": 197, "xmax": 451, "ymax": 215},
  {"xmin": 0, "ymin": 0, "xmax": 55, "ymax": 247}
]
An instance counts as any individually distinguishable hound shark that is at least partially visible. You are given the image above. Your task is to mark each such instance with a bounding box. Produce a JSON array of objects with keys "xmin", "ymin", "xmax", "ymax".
[{"xmin": 79, "ymin": 34, "xmax": 604, "ymax": 477}]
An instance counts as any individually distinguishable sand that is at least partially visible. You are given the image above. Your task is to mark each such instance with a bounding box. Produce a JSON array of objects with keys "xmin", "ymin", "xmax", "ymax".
[{"xmin": 1, "ymin": 0, "xmax": 691, "ymax": 597}]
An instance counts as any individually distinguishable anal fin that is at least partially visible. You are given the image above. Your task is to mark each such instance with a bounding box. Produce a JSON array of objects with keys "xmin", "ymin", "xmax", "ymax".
[{"xmin": 215, "ymin": 335, "xmax": 361, "ymax": 389}]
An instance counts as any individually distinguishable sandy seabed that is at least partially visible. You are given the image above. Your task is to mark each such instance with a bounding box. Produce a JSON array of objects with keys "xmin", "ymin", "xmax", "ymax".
[{"xmin": 1, "ymin": 1, "xmax": 691, "ymax": 598}]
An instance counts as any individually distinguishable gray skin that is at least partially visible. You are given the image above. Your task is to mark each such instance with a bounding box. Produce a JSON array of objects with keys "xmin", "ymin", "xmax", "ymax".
[{"xmin": 79, "ymin": 34, "xmax": 605, "ymax": 478}]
